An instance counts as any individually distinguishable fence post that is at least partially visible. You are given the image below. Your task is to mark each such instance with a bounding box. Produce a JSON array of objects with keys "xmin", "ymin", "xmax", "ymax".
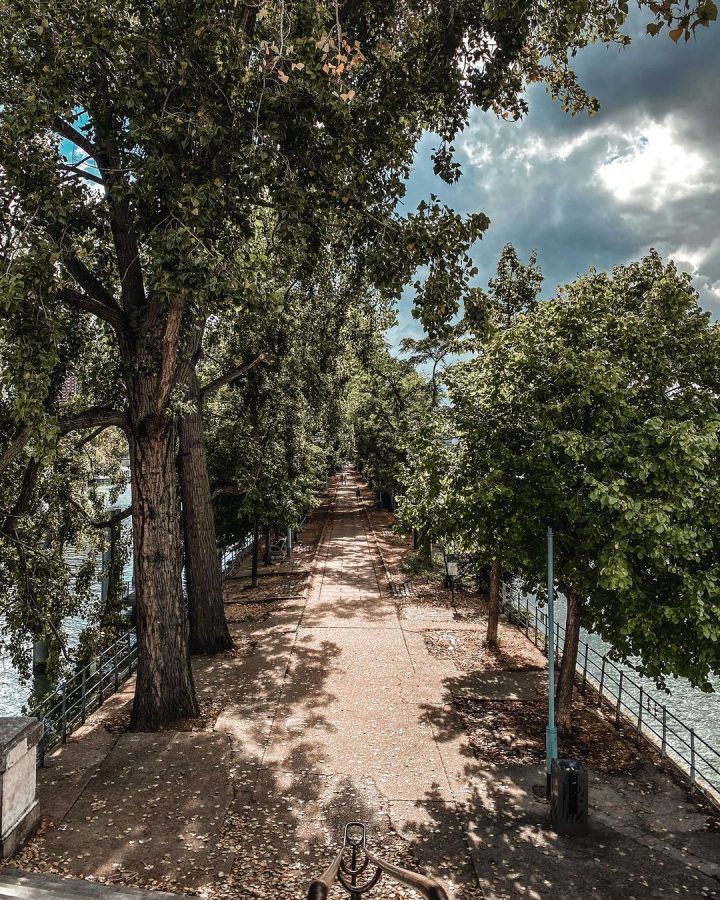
[
  {"xmin": 661, "ymin": 705, "xmax": 667, "ymax": 757},
  {"xmin": 127, "ymin": 631, "xmax": 133, "ymax": 674},
  {"xmin": 61, "ymin": 681, "xmax": 67, "ymax": 744},
  {"xmin": 525, "ymin": 595, "xmax": 529, "ymax": 638},
  {"xmin": 599, "ymin": 656, "xmax": 606, "ymax": 706},
  {"xmin": 615, "ymin": 670, "xmax": 624, "ymax": 726},
  {"xmin": 690, "ymin": 729, "xmax": 696, "ymax": 790},
  {"xmin": 98, "ymin": 648, "xmax": 104, "ymax": 705},
  {"xmin": 637, "ymin": 686, "xmax": 643, "ymax": 737},
  {"xmin": 581, "ymin": 643, "xmax": 589, "ymax": 694},
  {"xmin": 114, "ymin": 642, "xmax": 119, "ymax": 692},
  {"xmin": 81, "ymin": 669, "xmax": 87, "ymax": 724},
  {"xmin": 555, "ymin": 620, "xmax": 560, "ymax": 663},
  {"xmin": 534, "ymin": 605, "xmax": 539, "ymax": 647}
]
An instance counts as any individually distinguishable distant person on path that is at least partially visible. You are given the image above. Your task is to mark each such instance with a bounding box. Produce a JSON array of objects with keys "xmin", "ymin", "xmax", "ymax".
[{"xmin": 356, "ymin": 486, "xmax": 361, "ymax": 502}]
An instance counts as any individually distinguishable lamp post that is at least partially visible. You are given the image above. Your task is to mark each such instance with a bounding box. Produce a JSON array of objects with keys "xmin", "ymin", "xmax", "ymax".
[{"xmin": 546, "ymin": 526, "xmax": 558, "ymax": 799}]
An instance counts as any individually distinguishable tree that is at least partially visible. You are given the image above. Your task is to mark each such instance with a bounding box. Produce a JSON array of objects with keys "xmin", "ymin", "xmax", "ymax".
[
  {"xmin": 470, "ymin": 245, "xmax": 543, "ymax": 645},
  {"xmin": 0, "ymin": 1, "xmax": 483, "ymax": 728},
  {"xmin": 0, "ymin": 1, "xmax": 712, "ymax": 728},
  {"xmin": 352, "ymin": 340, "xmax": 437, "ymax": 513},
  {"xmin": 400, "ymin": 244, "xmax": 543, "ymax": 645},
  {"xmin": 204, "ymin": 244, "xmax": 369, "ymax": 565},
  {"xmin": 486, "ymin": 244, "xmax": 543, "ymax": 333},
  {"xmin": 395, "ymin": 408, "xmax": 457, "ymax": 562},
  {"xmin": 452, "ymin": 252, "xmax": 720, "ymax": 732},
  {"xmin": 177, "ymin": 325, "xmax": 270, "ymax": 655}
]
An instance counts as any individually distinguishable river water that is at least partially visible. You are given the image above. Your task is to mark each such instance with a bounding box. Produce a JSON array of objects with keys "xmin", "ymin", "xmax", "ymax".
[
  {"xmin": 0, "ymin": 483, "xmax": 133, "ymax": 717},
  {"xmin": 522, "ymin": 590, "xmax": 720, "ymax": 797},
  {"xmin": 548, "ymin": 592, "xmax": 720, "ymax": 748}
]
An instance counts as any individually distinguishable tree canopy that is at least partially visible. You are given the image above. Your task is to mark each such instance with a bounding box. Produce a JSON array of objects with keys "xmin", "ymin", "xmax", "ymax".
[
  {"xmin": 0, "ymin": 0, "xmax": 715, "ymax": 727},
  {"xmin": 398, "ymin": 250, "xmax": 720, "ymax": 729}
]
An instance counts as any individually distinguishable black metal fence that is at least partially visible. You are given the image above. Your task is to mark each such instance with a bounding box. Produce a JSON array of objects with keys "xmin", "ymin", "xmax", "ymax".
[
  {"xmin": 30, "ymin": 629, "xmax": 139, "ymax": 765},
  {"xmin": 29, "ymin": 534, "xmax": 254, "ymax": 766},
  {"xmin": 501, "ymin": 583, "xmax": 720, "ymax": 807},
  {"xmin": 217, "ymin": 532, "xmax": 254, "ymax": 573}
]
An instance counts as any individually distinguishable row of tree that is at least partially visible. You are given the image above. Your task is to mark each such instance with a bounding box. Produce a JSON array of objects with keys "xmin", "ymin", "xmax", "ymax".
[
  {"xmin": 1, "ymin": 1, "xmax": 712, "ymax": 729},
  {"xmin": 394, "ymin": 247, "xmax": 720, "ymax": 733}
]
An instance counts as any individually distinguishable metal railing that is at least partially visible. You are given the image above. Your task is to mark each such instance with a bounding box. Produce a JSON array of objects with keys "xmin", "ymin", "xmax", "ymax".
[
  {"xmin": 308, "ymin": 823, "xmax": 449, "ymax": 900},
  {"xmin": 29, "ymin": 628, "xmax": 139, "ymax": 765},
  {"xmin": 29, "ymin": 537, "xmax": 253, "ymax": 766},
  {"xmin": 218, "ymin": 532, "xmax": 254, "ymax": 573},
  {"xmin": 501, "ymin": 583, "xmax": 720, "ymax": 807}
]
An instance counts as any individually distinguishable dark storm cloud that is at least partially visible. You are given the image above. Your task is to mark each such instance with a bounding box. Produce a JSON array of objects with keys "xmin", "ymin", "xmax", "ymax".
[{"xmin": 389, "ymin": 16, "xmax": 720, "ymax": 344}]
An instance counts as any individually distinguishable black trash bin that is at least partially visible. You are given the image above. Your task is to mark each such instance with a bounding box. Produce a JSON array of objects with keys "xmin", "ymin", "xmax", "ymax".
[{"xmin": 551, "ymin": 758, "xmax": 588, "ymax": 835}]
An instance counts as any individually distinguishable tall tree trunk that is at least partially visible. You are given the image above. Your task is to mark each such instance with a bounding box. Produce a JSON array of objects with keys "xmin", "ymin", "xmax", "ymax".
[
  {"xmin": 178, "ymin": 372, "xmax": 232, "ymax": 655},
  {"xmin": 556, "ymin": 587, "xmax": 581, "ymax": 735},
  {"xmin": 251, "ymin": 517, "xmax": 260, "ymax": 588},
  {"xmin": 486, "ymin": 557, "xmax": 501, "ymax": 647},
  {"xmin": 416, "ymin": 527, "xmax": 432, "ymax": 564},
  {"xmin": 128, "ymin": 379, "xmax": 198, "ymax": 730}
]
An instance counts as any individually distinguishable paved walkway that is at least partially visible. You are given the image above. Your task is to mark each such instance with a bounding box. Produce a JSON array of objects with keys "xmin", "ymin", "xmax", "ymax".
[
  {"xmin": 237, "ymin": 478, "xmax": 483, "ymax": 896},
  {"xmin": 7, "ymin": 474, "xmax": 720, "ymax": 898}
]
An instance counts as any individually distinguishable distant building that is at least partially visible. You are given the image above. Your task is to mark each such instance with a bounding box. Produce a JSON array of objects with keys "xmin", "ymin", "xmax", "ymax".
[{"xmin": 58, "ymin": 374, "xmax": 78, "ymax": 403}]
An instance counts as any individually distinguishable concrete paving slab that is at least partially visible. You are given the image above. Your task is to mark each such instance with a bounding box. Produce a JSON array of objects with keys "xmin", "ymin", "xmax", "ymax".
[{"xmin": 0, "ymin": 869, "xmax": 190, "ymax": 898}]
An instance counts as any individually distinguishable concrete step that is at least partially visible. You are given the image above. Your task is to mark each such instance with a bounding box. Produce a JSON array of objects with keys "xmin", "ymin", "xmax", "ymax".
[{"xmin": 0, "ymin": 871, "xmax": 187, "ymax": 899}]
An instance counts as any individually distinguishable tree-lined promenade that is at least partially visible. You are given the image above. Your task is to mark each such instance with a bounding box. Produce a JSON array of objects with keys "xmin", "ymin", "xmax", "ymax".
[
  {"xmin": 2, "ymin": 3, "xmax": 720, "ymax": 898},
  {"xmin": 3, "ymin": 476, "xmax": 719, "ymax": 898},
  {"xmin": 0, "ymin": 0, "xmax": 717, "ymax": 792}
]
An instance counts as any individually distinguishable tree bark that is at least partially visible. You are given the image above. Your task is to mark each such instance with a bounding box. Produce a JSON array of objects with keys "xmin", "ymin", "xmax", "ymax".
[
  {"xmin": 251, "ymin": 517, "xmax": 260, "ymax": 588},
  {"xmin": 556, "ymin": 587, "xmax": 581, "ymax": 735},
  {"xmin": 416, "ymin": 527, "xmax": 432, "ymax": 564},
  {"xmin": 486, "ymin": 557, "xmax": 501, "ymax": 647},
  {"xmin": 128, "ymin": 378, "xmax": 199, "ymax": 730},
  {"xmin": 178, "ymin": 371, "xmax": 232, "ymax": 655}
]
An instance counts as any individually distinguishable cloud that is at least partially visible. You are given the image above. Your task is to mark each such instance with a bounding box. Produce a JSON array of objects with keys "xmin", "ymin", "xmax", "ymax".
[
  {"xmin": 594, "ymin": 120, "xmax": 709, "ymax": 206},
  {"xmin": 394, "ymin": 14, "xmax": 720, "ymax": 341}
]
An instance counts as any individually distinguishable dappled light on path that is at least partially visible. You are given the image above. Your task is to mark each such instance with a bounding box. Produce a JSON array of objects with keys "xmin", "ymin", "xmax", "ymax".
[{"xmin": 7, "ymin": 473, "xmax": 720, "ymax": 898}]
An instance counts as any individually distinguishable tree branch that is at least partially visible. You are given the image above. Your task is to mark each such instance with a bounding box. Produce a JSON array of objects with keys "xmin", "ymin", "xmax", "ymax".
[
  {"xmin": 74, "ymin": 425, "xmax": 114, "ymax": 450},
  {"xmin": 200, "ymin": 352, "xmax": 275, "ymax": 400},
  {"xmin": 2, "ymin": 458, "xmax": 40, "ymax": 535},
  {"xmin": 211, "ymin": 481, "xmax": 251, "ymax": 499},
  {"xmin": 58, "ymin": 287, "xmax": 125, "ymax": 331},
  {"xmin": 68, "ymin": 498, "xmax": 133, "ymax": 529},
  {"xmin": 53, "ymin": 116, "xmax": 100, "ymax": 165},
  {"xmin": 59, "ymin": 165, "xmax": 105, "ymax": 187},
  {"xmin": 59, "ymin": 406, "xmax": 128, "ymax": 435},
  {"xmin": 0, "ymin": 408, "xmax": 126, "ymax": 477},
  {"xmin": 62, "ymin": 256, "xmax": 120, "ymax": 311},
  {"xmin": 154, "ymin": 296, "xmax": 186, "ymax": 413},
  {"xmin": 0, "ymin": 429, "xmax": 32, "ymax": 477}
]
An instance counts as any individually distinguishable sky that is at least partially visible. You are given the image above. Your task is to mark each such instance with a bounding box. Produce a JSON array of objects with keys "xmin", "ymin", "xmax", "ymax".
[{"xmin": 389, "ymin": 13, "xmax": 719, "ymax": 345}]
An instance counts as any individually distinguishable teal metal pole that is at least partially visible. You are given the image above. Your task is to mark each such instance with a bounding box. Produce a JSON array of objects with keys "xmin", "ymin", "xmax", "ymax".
[{"xmin": 546, "ymin": 526, "xmax": 558, "ymax": 799}]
